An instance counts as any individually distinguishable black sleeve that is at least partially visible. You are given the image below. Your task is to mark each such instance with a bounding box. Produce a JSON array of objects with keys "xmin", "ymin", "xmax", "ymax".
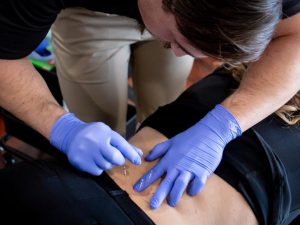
[
  {"xmin": 282, "ymin": 0, "xmax": 300, "ymax": 18},
  {"xmin": 0, "ymin": 0, "xmax": 63, "ymax": 59},
  {"xmin": 138, "ymin": 72, "xmax": 238, "ymax": 138}
]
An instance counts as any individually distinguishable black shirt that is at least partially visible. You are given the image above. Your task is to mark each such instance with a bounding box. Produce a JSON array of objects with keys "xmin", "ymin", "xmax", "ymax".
[
  {"xmin": 0, "ymin": 0, "xmax": 141, "ymax": 59},
  {"xmin": 283, "ymin": 0, "xmax": 300, "ymax": 18},
  {"xmin": 0, "ymin": 0, "xmax": 300, "ymax": 60}
]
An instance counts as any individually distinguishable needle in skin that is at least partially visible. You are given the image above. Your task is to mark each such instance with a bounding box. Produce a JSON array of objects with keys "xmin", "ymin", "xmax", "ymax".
[{"xmin": 123, "ymin": 165, "xmax": 127, "ymax": 176}]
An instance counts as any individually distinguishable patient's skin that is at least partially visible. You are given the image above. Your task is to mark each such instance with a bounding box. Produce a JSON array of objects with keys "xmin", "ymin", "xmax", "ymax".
[{"xmin": 107, "ymin": 127, "xmax": 258, "ymax": 225}]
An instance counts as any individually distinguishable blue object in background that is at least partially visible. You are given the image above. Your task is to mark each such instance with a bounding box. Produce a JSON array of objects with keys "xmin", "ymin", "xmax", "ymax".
[{"xmin": 30, "ymin": 37, "xmax": 54, "ymax": 62}]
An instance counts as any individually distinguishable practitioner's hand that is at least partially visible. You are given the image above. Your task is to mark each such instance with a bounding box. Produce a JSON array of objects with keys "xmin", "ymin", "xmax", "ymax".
[
  {"xmin": 50, "ymin": 113, "xmax": 143, "ymax": 176},
  {"xmin": 134, "ymin": 104, "xmax": 241, "ymax": 209}
]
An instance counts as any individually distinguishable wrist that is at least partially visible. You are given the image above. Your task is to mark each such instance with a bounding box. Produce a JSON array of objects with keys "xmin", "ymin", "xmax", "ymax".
[
  {"xmin": 199, "ymin": 104, "xmax": 242, "ymax": 143},
  {"xmin": 50, "ymin": 113, "xmax": 85, "ymax": 153}
]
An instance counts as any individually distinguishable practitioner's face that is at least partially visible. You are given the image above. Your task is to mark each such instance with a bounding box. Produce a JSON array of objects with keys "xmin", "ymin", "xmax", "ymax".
[{"xmin": 137, "ymin": 0, "xmax": 208, "ymax": 59}]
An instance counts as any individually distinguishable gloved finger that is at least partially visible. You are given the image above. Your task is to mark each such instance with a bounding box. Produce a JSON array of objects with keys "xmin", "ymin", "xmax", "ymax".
[
  {"xmin": 101, "ymin": 146, "xmax": 125, "ymax": 166},
  {"xmin": 90, "ymin": 168, "xmax": 104, "ymax": 176},
  {"xmin": 149, "ymin": 170, "xmax": 179, "ymax": 209},
  {"xmin": 145, "ymin": 141, "xmax": 170, "ymax": 161},
  {"xmin": 76, "ymin": 163, "xmax": 103, "ymax": 176},
  {"xmin": 130, "ymin": 144, "xmax": 143, "ymax": 157},
  {"xmin": 94, "ymin": 154, "xmax": 114, "ymax": 170},
  {"xmin": 187, "ymin": 172, "xmax": 209, "ymax": 196},
  {"xmin": 133, "ymin": 162, "xmax": 165, "ymax": 192},
  {"xmin": 168, "ymin": 171, "xmax": 193, "ymax": 207},
  {"xmin": 110, "ymin": 131, "xmax": 141, "ymax": 165}
]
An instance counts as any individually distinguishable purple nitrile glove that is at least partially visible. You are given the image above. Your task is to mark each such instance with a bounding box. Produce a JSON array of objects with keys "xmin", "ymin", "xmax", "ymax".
[
  {"xmin": 50, "ymin": 113, "xmax": 143, "ymax": 176},
  {"xmin": 133, "ymin": 104, "xmax": 241, "ymax": 209}
]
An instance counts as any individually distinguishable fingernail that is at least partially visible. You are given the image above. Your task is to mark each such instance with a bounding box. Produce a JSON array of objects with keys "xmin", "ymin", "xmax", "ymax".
[
  {"xmin": 136, "ymin": 148, "xmax": 143, "ymax": 157},
  {"xmin": 188, "ymin": 191, "xmax": 194, "ymax": 196},
  {"xmin": 106, "ymin": 165, "xmax": 113, "ymax": 170},
  {"xmin": 168, "ymin": 199, "xmax": 176, "ymax": 207},
  {"xmin": 150, "ymin": 198, "xmax": 159, "ymax": 210},
  {"xmin": 188, "ymin": 189, "xmax": 197, "ymax": 196},
  {"xmin": 144, "ymin": 152, "xmax": 152, "ymax": 161},
  {"xmin": 131, "ymin": 144, "xmax": 143, "ymax": 157},
  {"xmin": 133, "ymin": 184, "xmax": 139, "ymax": 192},
  {"xmin": 133, "ymin": 183, "xmax": 141, "ymax": 192},
  {"xmin": 134, "ymin": 157, "xmax": 141, "ymax": 165}
]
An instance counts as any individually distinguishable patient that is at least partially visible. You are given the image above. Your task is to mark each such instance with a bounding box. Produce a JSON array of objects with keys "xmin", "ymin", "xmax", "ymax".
[
  {"xmin": 0, "ymin": 69, "xmax": 299, "ymax": 225},
  {"xmin": 109, "ymin": 127, "xmax": 257, "ymax": 225}
]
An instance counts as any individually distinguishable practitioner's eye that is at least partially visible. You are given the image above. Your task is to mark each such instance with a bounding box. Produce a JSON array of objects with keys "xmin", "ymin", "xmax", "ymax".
[{"xmin": 161, "ymin": 41, "xmax": 171, "ymax": 49}]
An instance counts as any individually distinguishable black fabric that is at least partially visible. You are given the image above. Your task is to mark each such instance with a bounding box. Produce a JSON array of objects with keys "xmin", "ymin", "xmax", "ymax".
[
  {"xmin": 282, "ymin": 0, "xmax": 300, "ymax": 18},
  {"xmin": 0, "ymin": 159, "xmax": 155, "ymax": 225},
  {"xmin": 94, "ymin": 173, "xmax": 155, "ymax": 225},
  {"xmin": 253, "ymin": 117, "xmax": 300, "ymax": 225},
  {"xmin": 139, "ymin": 72, "xmax": 300, "ymax": 225},
  {"xmin": 0, "ymin": 0, "xmax": 299, "ymax": 60},
  {"xmin": 0, "ymin": 0, "xmax": 141, "ymax": 59},
  {"xmin": 0, "ymin": 0, "xmax": 61, "ymax": 59}
]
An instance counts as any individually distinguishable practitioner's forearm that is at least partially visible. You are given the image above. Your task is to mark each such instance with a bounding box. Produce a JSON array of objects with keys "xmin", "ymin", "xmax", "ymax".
[
  {"xmin": 0, "ymin": 58, "xmax": 143, "ymax": 176},
  {"xmin": 223, "ymin": 18, "xmax": 300, "ymax": 131},
  {"xmin": 0, "ymin": 58, "xmax": 66, "ymax": 139}
]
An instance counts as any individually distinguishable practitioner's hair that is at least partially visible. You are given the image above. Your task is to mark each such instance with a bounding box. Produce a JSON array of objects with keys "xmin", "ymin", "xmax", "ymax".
[{"xmin": 162, "ymin": 0, "xmax": 282, "ymax": 65}]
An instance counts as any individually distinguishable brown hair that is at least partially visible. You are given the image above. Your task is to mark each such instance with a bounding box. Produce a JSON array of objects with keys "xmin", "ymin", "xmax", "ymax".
[{"xmin": 162, "ymin": 0, "xmax": 282, "ymax": 65}]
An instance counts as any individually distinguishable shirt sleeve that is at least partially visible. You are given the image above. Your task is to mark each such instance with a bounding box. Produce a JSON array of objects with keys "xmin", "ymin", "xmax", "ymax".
[
  {"xmin": 0, "ymin": 0, "xmax": 62, "ymax": 59},
  {"xmin": 282, "ymin": 0, "xmax": 300, "ymax": 18}
]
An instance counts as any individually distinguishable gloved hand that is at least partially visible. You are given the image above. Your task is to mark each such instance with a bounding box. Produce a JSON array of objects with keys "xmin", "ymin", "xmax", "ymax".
[
  {"xmin": 133, "ymin": 104, "xmax": 241, "ymax": 209},
  {"xmin": 50, "ymin": 113, "xmax": 143, "ymax": 176}
]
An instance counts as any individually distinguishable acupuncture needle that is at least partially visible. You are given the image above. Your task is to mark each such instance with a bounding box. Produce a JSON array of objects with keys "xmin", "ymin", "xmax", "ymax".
[{"xmin": 123, "ymin": 165, "xmax": 127, "ymax": 176}]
